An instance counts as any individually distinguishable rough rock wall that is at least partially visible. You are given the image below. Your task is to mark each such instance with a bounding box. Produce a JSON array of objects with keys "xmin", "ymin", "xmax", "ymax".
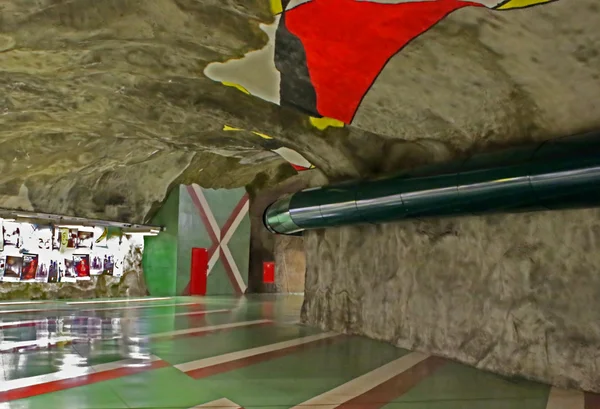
[
  {"xmin": 302, "ymin": 209, "xmax": 600, "ymax": 392},
  {"xmin": 274, "ymin": 234, "xmax": 305, "ymax": 293}
]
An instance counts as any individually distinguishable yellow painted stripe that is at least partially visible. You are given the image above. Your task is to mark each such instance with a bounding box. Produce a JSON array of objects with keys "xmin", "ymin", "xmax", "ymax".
[{"xmin": 497, "ymin": 0, "xmax": 553, "ymax": 9}]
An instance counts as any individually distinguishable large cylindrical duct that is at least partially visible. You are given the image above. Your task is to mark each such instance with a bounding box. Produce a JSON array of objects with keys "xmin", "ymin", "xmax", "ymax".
[{"xmin": 264, "ymin": 131, "xmax": 600, "ymax": 235}]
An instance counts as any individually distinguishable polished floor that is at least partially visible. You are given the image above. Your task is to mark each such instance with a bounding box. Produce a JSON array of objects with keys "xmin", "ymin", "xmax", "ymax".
[{"xmin": 0, "ymin": 296, "xmax": 597, "ymax": 409}]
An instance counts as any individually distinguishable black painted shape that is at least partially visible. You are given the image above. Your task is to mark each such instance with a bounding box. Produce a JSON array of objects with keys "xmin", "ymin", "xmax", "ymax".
[{"xmin": 275, "ymin": 12, "xmax": 321, "ymax": 118}]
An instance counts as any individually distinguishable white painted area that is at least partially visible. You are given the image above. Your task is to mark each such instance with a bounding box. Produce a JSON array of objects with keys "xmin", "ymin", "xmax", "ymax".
[
  {"xmin": 289, "ymin": 352, "xmax": 430, "ymax": 409},
  {"xmin": 545, "ymin": 387, "xmax": 585, "ymax": 409},
  {"xmin": 66, "ymin": 297, "xmax": 171, "ymax": 305},
  {"xmin": 0, "ymin": 355, "xmax": 162, "ymax": 392},
  {"xmin": 175, "ymin": 332, "xmax": 337, "ymax": 372},
  {"xmin": 204, "ymin": 16, "xmax": 281, "ymax": 105},
  {"xmin": 286, "ymin": 0, "xmax": 312, "ymax": 10},
  {"xmin": 0, "ymin": 301, "xmax": 47, "ymax": 306},
  {"xmin": 273, "ymin": 147, "xmax": 313, "ymax": 169},
  {"xmin": 191, "ymin": 398, "xmax": 242, "ymax": 408},
  {"xmin": 144, "ymin": 319, "xmax": 270, "ymax": 341}
]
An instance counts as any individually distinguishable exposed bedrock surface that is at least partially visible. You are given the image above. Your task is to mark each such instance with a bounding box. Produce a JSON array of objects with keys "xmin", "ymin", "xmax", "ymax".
[
  {"xmin": 2, "ymin": 0, "xmax": 599, "ymax": 223},
  {"xmin": 301, "ymin": 209, "xmax": 600, "ymax": 392}
]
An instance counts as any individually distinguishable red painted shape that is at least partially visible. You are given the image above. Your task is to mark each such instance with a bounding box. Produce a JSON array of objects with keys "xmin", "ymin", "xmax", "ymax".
[
  {"xmin": 585, "ymin": 392, "xmax": 600, "ymax": 409},
  {"xmin": 291, "ymin": 164, "xmax": 310, "ymax": 172},
  {"xmin": 263, "ymin": 261, "xmax": 275, "ymax": 284},
  {"xmin": 285, "ymin": 0, "xmax": 482, "ymax": 123},
  {"xmin": 335, "ymin": 356, "xmax": 447, "ymax": 408},
  {"xmin": 190, "ymin": 247, "xmax": 208, "ymax": 296},
  {"xmin": 0, "ymin": 360, "xmax": 170, "ymax": 402},
  {"xmin": 186, "ymin": 335, "xmax": 344, "ymax": 379}
]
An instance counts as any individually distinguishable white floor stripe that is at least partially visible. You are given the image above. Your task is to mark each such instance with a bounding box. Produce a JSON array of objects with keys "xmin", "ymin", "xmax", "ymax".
[
  {"xmin": 174, "ymin": 332, "xmax": 337, "ymax": 372},
  {"xmin": 86, "ymin": 302, "xmax": 200, "ymax": 312},
  {"xmin": 67, "ymin": 297, "xmax": 171, "ymax": 305},
  {"xmin": 0, "ymin": 309, "xmax": 230, "ymax": 329},
  {"xmin": 289, "ymin": 352, "xmax": 430, "ymax": 409},
  {"xmin": 144, "ymin": 319, "xmax": 271, "ymax": 341},
  {"xmin": 545, "ymin": 387, "xmax": 585, "ymax": 409},
  {"xmin": 192, "ymin": 398, "xmax": 242, "ymax": 408},
  {"xmin": 0, "ymin": 302, "xmax": 199, "ymax": 315},
  {"xmin": 0, "ymin": 355, "xmax": 161, "ymax": 392}
]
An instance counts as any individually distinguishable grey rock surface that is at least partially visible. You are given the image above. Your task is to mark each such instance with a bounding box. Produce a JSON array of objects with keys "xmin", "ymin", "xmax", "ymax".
[
  {"xmin": 302, "ymin": 209, "xmax": 600, "ymax": 392},
  {"xmin": 3, "ymin": 1, "xmax": 599, "ymax": 223}
]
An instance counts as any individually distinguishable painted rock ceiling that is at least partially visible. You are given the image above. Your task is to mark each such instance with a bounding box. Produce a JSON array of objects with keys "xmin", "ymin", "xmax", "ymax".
[{"xmin": 1, "ymin": 0, "xmax": 599, "ymax": 222}]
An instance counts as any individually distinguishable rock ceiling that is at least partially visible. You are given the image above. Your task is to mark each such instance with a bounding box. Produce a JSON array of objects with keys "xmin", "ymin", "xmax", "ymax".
[{"xmin": 1, "ymin": 0, "xmax": 599, "ymax": 222}]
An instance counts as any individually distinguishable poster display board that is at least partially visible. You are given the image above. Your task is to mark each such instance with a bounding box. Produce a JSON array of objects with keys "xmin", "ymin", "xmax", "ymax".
[{"xmin": 0, "ymin": 219, "xmax": 144, "ymax": 283}]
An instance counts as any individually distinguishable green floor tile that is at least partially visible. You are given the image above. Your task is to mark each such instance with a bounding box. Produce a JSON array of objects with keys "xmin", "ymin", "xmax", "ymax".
[{"xmin": 390, "ymin": 362, "xmax": 550, "ymax": 408}]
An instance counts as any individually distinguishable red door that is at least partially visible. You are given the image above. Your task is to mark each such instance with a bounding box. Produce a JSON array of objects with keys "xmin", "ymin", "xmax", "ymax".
[{"xmin": 190, "ymin": 248, "xmax": 208, "ymax": 296}]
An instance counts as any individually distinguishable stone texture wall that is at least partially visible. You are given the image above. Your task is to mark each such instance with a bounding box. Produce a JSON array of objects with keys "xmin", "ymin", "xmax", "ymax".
[
  {"xmin": 247, "ymin": 171, "xmax": 324, "ymax": 292},
  {"xmin": 302, "ymin": 209, "xmax": 600, "ymax": 393},
  {"xmin": 274, "ymin": 235, "xmax": 306, "ymax": 293}
]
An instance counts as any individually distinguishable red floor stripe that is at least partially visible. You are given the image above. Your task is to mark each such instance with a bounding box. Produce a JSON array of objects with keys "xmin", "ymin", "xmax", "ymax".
[
  {"xmin": 586, "ymin": 392, "xmax": 600, "ymax": 409},
  {"xmin": 187, "ymin": 335, "xmax": 345, "ymax": 379},
  {"xmin": 0, "ymin": 360, "xmax": 169, "ymax": 402},
  {"xmin": 335, "ymin": 356, "xmax": 447, "ymax": 409}
]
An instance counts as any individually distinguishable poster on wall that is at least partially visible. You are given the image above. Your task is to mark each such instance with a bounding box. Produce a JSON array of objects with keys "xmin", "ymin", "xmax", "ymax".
[
  {"xmin": 77, "ymin": 231, "xmax": 94, "ymax": 249},
  {"xmin": 90, "ymin": 255, "xmax": 103, "ymax": 275},
  {"xmin": 3, "ymin": 222, "xmax": 21, "ymax": 248},
  {"xmin": 36, "ymin": 226, "xmax": 52, "ymax": 250},
  {"xmin": 48, "ymin": 260, "xmax": 60, "ymax": 283},
  {"xmin": 103, "ymin": 254, "xmax": 115, "ymax": 276},
  {"xmin": 67, "ymin": 229, "xmax": 78, "ymax": 249},
  {"xmin": 62, "ymin": 258, "xmax": 77, "ymax": 282},
  {"xmin": 0, "ymin": 219, "xmax": 139, "ymax": 284},
  {"xmin": 19, "ymin": 224, "xmax": 36, "ymax": 252},
  {"xmin": 36, "ymin": 257, "xmax": 49, "ymax": 282},
  {"xmin": 4, "ymin": 256, "xmax": 22, "ymax": 281},
  {"xmin": 20, "ymin": 254, "xmax": 38, "ymax": 281},
  {"xmin": 113, "ymin": 257, "xmax": 123, "ymax": 277},
  {"xmin": 73, "ymin": 254, "xmax": 90, "ymax": 279}
]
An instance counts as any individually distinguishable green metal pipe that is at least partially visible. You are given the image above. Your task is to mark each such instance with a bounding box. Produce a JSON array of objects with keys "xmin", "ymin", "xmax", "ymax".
[{"xmin": 263, "ymin": 131, "xmax": 600, "ymax": 235}]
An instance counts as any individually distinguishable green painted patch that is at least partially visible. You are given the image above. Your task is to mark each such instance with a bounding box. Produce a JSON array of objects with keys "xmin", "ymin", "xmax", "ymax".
[
  {"xmin": 151, "ymin": 323, "xmax": 324, "ymax": 365},
  {"xmin": 387, "ymin": 362, "xmax": 550, "ymax": 409},
  {"xmin": 105, "ymin": 366, "xmax": 219, "ymax": 408},
  {"xmin": 197, "ymin": 335, "xmax": 409, "ymax": 408},
  {"xmin": 10, "ymin": 381, "xmax": 127, "ymax": 409}
]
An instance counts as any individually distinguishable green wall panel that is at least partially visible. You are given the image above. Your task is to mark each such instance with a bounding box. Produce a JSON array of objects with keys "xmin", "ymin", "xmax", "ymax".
[
  {"xmin": 142, "ymin": 187, "xmax": 180, "ymax": 296},
  {"xmin": 177, "ymin": 185, "xmax": 250, "ymax": 295},
  {"xmin": 143, "ymin": 184, "xmax": 250, "ymax": 296}
]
